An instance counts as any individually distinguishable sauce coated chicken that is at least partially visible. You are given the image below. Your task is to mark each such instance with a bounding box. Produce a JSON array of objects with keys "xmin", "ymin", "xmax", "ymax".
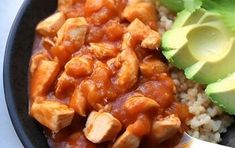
[{"xmin": 29, "ymin": 0, "xmax": 192, "ymax": 147}]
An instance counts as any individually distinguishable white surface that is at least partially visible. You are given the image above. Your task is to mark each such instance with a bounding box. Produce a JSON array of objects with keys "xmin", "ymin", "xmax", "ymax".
[{"xmin": 0, "ymin": 0, "xmax": 24, "ymax": 147}]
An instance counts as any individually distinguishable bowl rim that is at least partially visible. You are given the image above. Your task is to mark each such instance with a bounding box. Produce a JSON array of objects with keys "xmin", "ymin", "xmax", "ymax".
[{"xmin": 3, "ymin": 0, "xmax": 32, "ymax": 147}]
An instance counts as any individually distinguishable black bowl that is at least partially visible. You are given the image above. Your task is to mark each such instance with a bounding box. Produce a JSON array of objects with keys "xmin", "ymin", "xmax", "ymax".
[{"xmin": 3, "ymin": 0, "xmax": 235, "ymax": 147}]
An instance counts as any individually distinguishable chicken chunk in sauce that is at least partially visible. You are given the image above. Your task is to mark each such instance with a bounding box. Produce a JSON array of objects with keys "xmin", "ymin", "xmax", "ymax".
[
  {"xmin": 31, "ymin": 99, "xmax": 74, "ymax": 132},
  {"xmin": 36, "ymin": 12, "xmax": 66, "ymax": 37},
  {"xmin": 151, "ymin": 115, "xmax": 181, "ymax": 144},
  {"xmin": 123, "ymin": 2, "xmax": 158, "ymax": 29},
  {"xmin": 84, "ymin": 111, "xmax": 122, "ymax": 143},
  {"xmin": 69, "ymin": 87, "xmax": 88, "ymax": 117},
  {"xmin": 113, "ymin": 130, "xmax": 141, "ymax": 148},
  {"xmin": 29, "ymin": 0, "xmax": 192, "ymax": 147}
]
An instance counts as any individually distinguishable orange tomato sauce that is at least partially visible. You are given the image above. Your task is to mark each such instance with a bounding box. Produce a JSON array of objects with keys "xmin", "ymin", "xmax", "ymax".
[{"xmin": 30, "ymin": 0, "xmax": 192, "ymax": 147}]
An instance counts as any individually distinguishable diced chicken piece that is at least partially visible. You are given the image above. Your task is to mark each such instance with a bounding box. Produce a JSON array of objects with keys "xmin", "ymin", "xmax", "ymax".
[
  {"xmin": 89, "ymin": 43, "xmax": 119, "ymax": 60},
  {"xmin": 56, "ymin": 17, "xmax": 88, "ymax": 47},
  {"xmin": 36, "ymin": 12, "xmax": 66, "ymax": 36},
  {"xmin": 51, "ymin": 17, "xmax": 88, "ymax": 65},
  {"xmin": 113, "ymin": 48, "xmax": 139, "ymax": 93},
  {"xmin": 31, "ymin": 100, "xmax": 74, "ymax": 132},
  {"xmin": 80, "ymin": 61, "xmax": 117, "ymax": 110},
  {"xmin": 141, "ymin": 30, "xmax": 161, "ymax": 49},
  {"xmin": 69, "ymin": 87, "xmax": 88, "ymax": 116},
  {"xmin": 49, "ymin": 46, "xmax": 71, "ymax": 66},
  {"xmin": 91, "ymin": 61, "xmax": 113, "ymax": 90},
  {"xmin": 84, "ymin": 0, "xmax": 104, "ymax": 15},
  {"xmin": 113, "ymin": 114, "xmax": 151, "ymax": 148},
  {"xmin": 104, "ymin": 20, "xmax": 124, "ymax": 41},
  {"xmin": 84, "ymin": 0, "xmax": 116, "ymax": 25},
  {"xmin": 127, "ymin": 19, "xmax": 161, "ymax": 49},
  {"xmin": 58, "ymin": 0, "xmax": 74, "ymax": 11},
  {"xmin": 55, "ymin": 72, "xmax": 77, "ymax": 98},
  {"xmin": 122, "ymin": 33, "xmax": 135, "ymax": 50},
  {"xmin": 127, "ymin": 19, "xmax": 150, "ymax": 41},
  {"xmin": 84, "ymin": 111, "xmax": 122, "ymax": 143},
  {"xmin": 85, "ymin": 0, "xmax": 116, "ymax": 14},
  {"xmin": 80, "ymin": 79, "xmax": 103, "ymax": 110},
  {"xmin": 151, "ymin": 115, "xmax": 181, "ymax": 143},
  {"xmin": 30, "ymin": 60, "xmax": 60, "ymax": 98},
  {"xmin": 42, "ymin": 37, "xmax": 55, "ymax": 50},
  {"xmin": 107, "ymin": 58, "xmax": 116, "ymax": 71},
  {"xmin": 123, "ymin": 2, "xmax": 157, "ymax": 29},
  {"xmin": 112, "ymin": 130, "xmax": 140, "ymax": 148},
  {"xmin": 65, "ymin": 55, "xmax": 93, "ymax": 78},
  {"xmin": 140, "ymin": 56, "xmax": 168, "ymax": 77},
  {"xmin": 128, "ymin": 114, "xmax": 151, "ymax": 137},
  {"xmin": 30, "ymin": 52, "xmax": 49, "ymax": 75},
  {"xmin": 124, "ymin": 96, "xmax": 159, "ymax": 116}
]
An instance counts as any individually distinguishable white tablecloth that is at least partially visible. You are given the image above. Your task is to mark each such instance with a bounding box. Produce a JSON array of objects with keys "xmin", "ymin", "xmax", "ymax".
[{"xmin": 0, "ymin": 0, "xmax": 24, "ymax": 147}]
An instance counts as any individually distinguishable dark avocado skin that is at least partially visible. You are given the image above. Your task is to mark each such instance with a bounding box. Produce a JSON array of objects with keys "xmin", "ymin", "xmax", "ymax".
[{"xmin": 3, "ymin": 0, "xmax": 235, "ymax": 147}]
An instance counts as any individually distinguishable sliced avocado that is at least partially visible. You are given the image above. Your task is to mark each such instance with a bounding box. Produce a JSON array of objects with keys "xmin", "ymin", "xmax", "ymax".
[
  {"xmin": 206, "ymin": 72, "xmax": 235, "ymax": 114},
  {"xmin": 161, "ymin": 4, "xmax": 235, "ymax": 114},
  {"xmin": 162, "ymin": 9, "xmax": 223, "ymax": 52},
  {"xmin": 159, "ymin": 0, "xmax": 184, "ymax": 12},
  {"xmin": 162, "ymin": 8, "xmax": 235, "ymax": 84},
  {"xmin": 172, "ymin": 9, "xmax": 206, "ymax": 29},
  {"xmin": 183, "ymin": 8, "xmax": 206, "ymax": 26},
  {"xmin": 171, "ymin": 10, "xmax": 191, "ymax": 29},
  {"xmin": 162, "ymin": 20, "xmax": 227, "ymax": 69},
  {"xmin": 163, "ymin": 43, "xmax": 198, "ymax": 69},
  {"xmin": 185, "ymin": 36, "xmax": 234, "ymax": 84},
  {"xmin": 198, "ymin": 11, "xmax": 221, "ymax": 24},
  {"xmin": 162, "ymin": 24, "xmax": 196, "ymax": 51},
  {"xmin": 162, "ymin": 9, "xmax": 207, "ymax": 51}
]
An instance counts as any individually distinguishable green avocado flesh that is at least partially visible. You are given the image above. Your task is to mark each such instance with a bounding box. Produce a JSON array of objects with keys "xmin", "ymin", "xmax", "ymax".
[
  {"xmin": 162, "ymin": 8, "xmax": 234, "ymax": 84},
  {"xmin": 162, "ymin": 42, "xmax": 197, "ymax": 69},
  {"xmin": 162, "ymin": 8, "xmax": 235, "ymax": 114},
  {"xmin": 185, "ymin": 38, "xmax": 235, "ymax": 84},
  {"xmin": 162, "ymin": 20, "xmax": 228, "ymax": 70},
  {"xmin": 172, "ymin": 9, "xmax": 206, "ymax": 29},
  {"xmin": 206, "ymin": 72, "xmax": 235, "ymax": 114}
]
